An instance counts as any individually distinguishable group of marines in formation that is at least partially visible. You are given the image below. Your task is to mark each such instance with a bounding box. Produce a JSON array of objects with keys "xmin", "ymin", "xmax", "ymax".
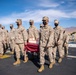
[{"xmin": 0, "ymin": 16, "xmax": 69, "ymax": 72}]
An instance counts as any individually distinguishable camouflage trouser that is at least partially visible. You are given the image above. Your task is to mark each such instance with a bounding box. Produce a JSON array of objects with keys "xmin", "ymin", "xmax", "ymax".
[
  {"xmin": 40, "ymin": 46, "xmax": 54, "ymax": 65},
  {"xmin": 63, "ymin": 44, "xmax": 68, "ymax": 55},
  {"xmin": 6, "ymin": 39, "xmax": 9, "ymax": 49},
  {"xmin": 3, "ymin": 42, "xmax": 7, "ymax": 50},
  {"xmin": 10, "ymin": 40, "xmax": 15, "ymax": 52},
  {"xmin": 15, "ymin": 43, "xmax": 25, "ymax": 59},
  {"xmin": 0, "ymin": 42, "xmax": 3, "ymax": 54},
  {"xmin": 53, "ymin": 44, "xmax": 64, "ymax": 59}
]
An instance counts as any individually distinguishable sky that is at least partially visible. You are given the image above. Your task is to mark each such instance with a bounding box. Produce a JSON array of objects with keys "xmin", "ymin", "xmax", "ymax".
[{"xmin": 0, "ymin": 0, "xmax": 76, "ymax": 31}]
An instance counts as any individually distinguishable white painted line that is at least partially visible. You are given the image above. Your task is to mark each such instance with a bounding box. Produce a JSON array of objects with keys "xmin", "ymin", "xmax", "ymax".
[
  {"xmin": 6, "ymin": 50, "xmax": 11, "ymax": 53},
  {"xmin": 67, "ymin": 55, "xmax": 76, "ymax": 58},
  {"xmin": 68, "ymin": 44, "xmax": 76, "ymax": 47}
]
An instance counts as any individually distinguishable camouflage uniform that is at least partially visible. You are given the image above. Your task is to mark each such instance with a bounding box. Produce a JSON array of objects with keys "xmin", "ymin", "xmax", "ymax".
[
  {"xmin": 63, "ymin": 30, "xmax": 69, "ymax": 56},
  {"xmin": 27, "ymin": 20, "xmax": 39, "ymax": 59},
  {"xmin": 39, "ymin": 24, "xmax": 44, "ymax": 32},
  {"xmin": 74, "ymin": 34, "xmax": 76, "ymax": 41},
  {"xmin": 28, "ymin": 20, "xmax": 39, "ymax": 41},
  {"xmin": 38, "ymin": 16, "xmax": 54, "ymax": 72},
  {"xmin": 39, "ymin": 25, "xmax": 54, "ymax": 64},
  {"xmin": 6, "ymin": 30, "xmax": 10, "ymax": 50},
  {"xmin": 9, "ymin": 24, "xmax": 15, "ymax": 53},
  {"xmin": 0, "ymin": 25, "xmax": 4, "ymax": 56},
  {"xmin": 2, "ymin": 26, "xmax": 8, "ymax": 52},
  {"xmin": 53, "ymin": 20, "xmax": 64, "ymax": 63},
  {"xmin": 13, "ymin": 19, "xmax": 28, "ymax": 65}
]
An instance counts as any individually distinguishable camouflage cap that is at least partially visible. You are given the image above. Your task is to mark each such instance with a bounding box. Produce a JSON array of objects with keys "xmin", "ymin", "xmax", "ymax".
[
  {"xmin": 29, "ymin": 19, "xmax": 34, "ymax": 23},
  {"xmin": 42, "ymin": 16, "xmax": 49, "ymax": 21},
  {"xmin": 16, "ymin": 19, "xmax": 22, "ymax": 23},
  {"xmin": 2, "ymin": 26, "xmax": 5, "ymax": 29},
  {"xmin": 54, "ymin": 19, "xmax": 59, "ymax": 24}
]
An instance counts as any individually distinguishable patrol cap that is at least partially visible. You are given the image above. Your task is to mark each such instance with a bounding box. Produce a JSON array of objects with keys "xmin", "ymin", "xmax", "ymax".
[
  {"xmin": 2, "ymin": 26, "xmax": 5, "ymax": 29},
  {"xmin": 54, "ymin": 19, "xmax": 59, "ymax": 24},
  {"xmin": 29, "ymin": 19, "xmax": 34, "ymax": 23},
  {"xmin": 42, "ymin": 16, "xmax": 49, "ymax": 21},
  {"xmin": 16, "ymin": 19, "xmax": 22, "ymax": 23}
]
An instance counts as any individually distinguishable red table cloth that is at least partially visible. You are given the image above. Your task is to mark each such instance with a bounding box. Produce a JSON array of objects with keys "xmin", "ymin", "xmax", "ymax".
[{"xmin": 24, "ymin": 43, "xmax": 39, "ymax": 52}]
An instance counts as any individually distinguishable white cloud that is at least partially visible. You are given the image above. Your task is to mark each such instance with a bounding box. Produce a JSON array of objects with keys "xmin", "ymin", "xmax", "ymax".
[
  {"xmin": 38, "ymin": 0, "xmax": 59, "ymax": 7},
  {"xmin": 60, "ymin": 1, "xmax": 65, "ymax": 4},
  {"xmin": 0, "ymin": 9, "xmax": 76, "ymax": 25},
  {"xmin": 69, "ymin": 11, "xmax": 76, "ymax": 18}
]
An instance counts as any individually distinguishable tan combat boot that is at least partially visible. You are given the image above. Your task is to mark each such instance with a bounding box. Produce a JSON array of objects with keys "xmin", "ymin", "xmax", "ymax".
[
  {"xmin": 23, "ymin": 56, "xmax": 28, "ymax": 63},
  {"xmin": 62, "ymin": 55, "xmax": 64, "ymax": 58},
  {"xmin": 38, "ymin": 65, "xmax": 44, "ymax": 72},
  {"xmin": 49, "ymin": 62, "xmax": 54, "ymax": 69},
  {"xmin": 0, "ymin": 54, "xmax": 3, "ymax": 57},
  {"xmin": 10, "ymin": 51, "xmax": 14, "ymax": 54},
  {"xmin": 58, "ymin": 58, "xmax": 62, "ymax": 63},
  {"xmin": 13, "ymin": 59, "xmax": 20, "ymax": 65},
  {"xmin": 53, "ymin": 60, "xmax": 56, "ymax": 64}
]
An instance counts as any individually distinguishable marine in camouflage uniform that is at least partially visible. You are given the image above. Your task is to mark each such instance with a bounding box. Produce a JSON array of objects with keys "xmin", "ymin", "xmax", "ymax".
[
  {"xmin": 13, "ymin": 19, "xmax": 28, "ymax": 65},
  {"xmin": 27, "ymin": 20, "xmax": 39, "ymax": 59},
  {"xmin": 63, "ymin": 30, "xmax": 69, "ymax": 57},
  {"xmin": 0, "ymin": 24, "xmax": 4, "ymax": 56},
  {"xmin": 38, "ymin": 16, "xmax": 54, "ymax": 72},
  {"xmin": 6, "ymin": 30, "xmax": 10, "ymax": 51},
  {"xmin": 2, "ymin": 26, "xmax": 8, "ymax": 54},
  {"xmin": 9, "ymin": 24, "xmax": 15, "ymax": 54},
  {"xmin": 53, "ymin": 20, "xmax": 64, "ymax": 63}
]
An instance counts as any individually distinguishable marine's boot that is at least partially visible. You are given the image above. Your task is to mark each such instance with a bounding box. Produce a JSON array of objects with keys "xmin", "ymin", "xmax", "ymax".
[
  {"xmin": 13, "ymin": 59, "xmax": 20, "ymax": 65},
  {"xmin": 62, "ymin": 55, "xmax": 64, "ymax": 58},
  {"xmin": 53, "ymin": 59, "xmax": 56, "ymax": 64},
  {"xmin": 23, "ymin": 56, "xmax": 28, "ymax": 63},
  {"xmin": 10, "ymin": 51, "xmax": 14, "ymax": 54},
  {"xmin": 38, "ymin": 65, "xmax": 44, "ymax": 72},
  {"xmin": 49, "ymin": 62, "xmax": 54, "ymax": 69},
  {"xmin": 58, "ymin": 58, "xmax": 62, "ymax": 63},
  {"xmin": 0, "ymin": 54, "xmax": 3, "ymax": 57}
]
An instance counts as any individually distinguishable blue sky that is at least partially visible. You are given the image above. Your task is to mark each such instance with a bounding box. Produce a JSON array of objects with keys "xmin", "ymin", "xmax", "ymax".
[{"xmin": 0, "ymin": 0, "xmax": 76, "ymax": 31}]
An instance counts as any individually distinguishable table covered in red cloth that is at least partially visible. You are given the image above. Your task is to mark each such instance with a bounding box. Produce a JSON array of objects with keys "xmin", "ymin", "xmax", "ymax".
[{"xmin": 24, "ymin": 43, "xmax": 39, "ymax": 52}]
